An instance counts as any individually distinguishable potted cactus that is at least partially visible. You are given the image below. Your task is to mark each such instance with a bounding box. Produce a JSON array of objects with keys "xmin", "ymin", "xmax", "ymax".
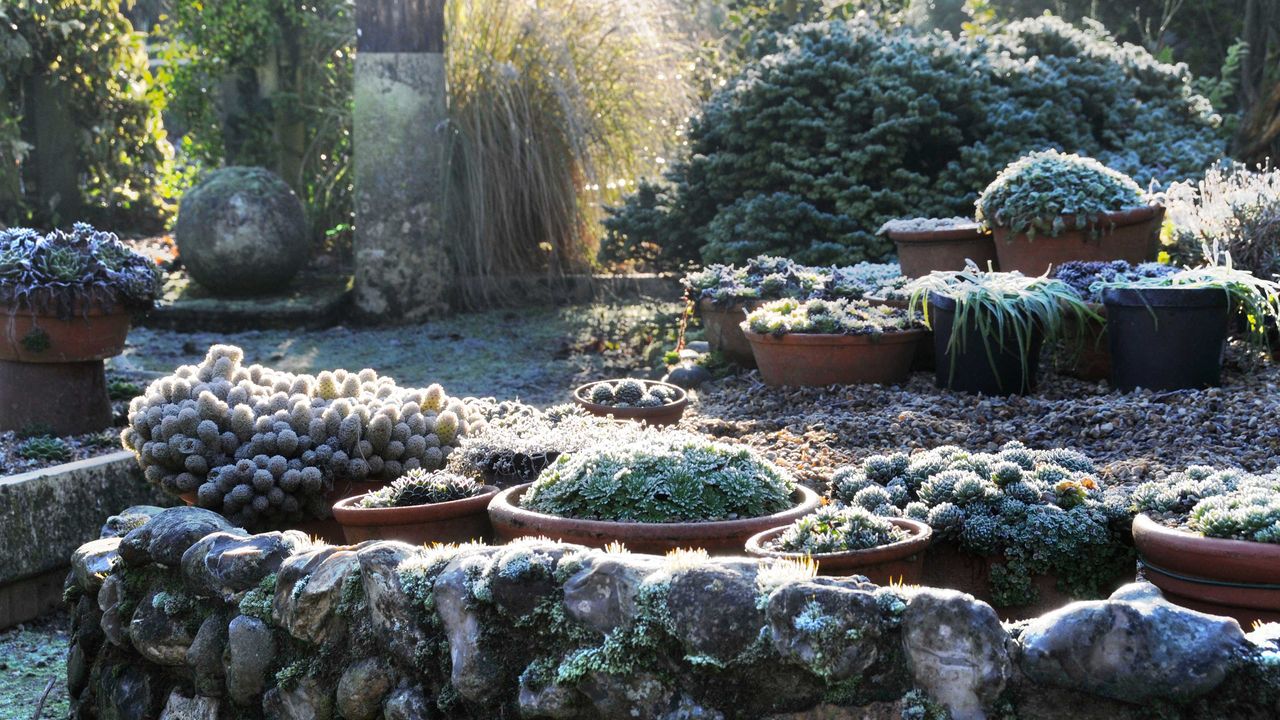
[
  {"xmin": 1098, "ymin": 264, "xmax": 1280, "ymax": 391},
  {"xmin": 741, "ymin": 298, "xmax": 926, "ymax": 386},
  {"xmin": 332, "ymin": 469, "xmax": 499, "ymax": 544},
  {"xmin": 976, "ymin": 150, "xmax": 1163, "ymax": 275},
  {"xmin": 907, "ymin": 264, "xmax": 1097, "ymax": 395},
  {"xmin": 827, "ymin": 442, "xmax": 1135, "ymax": 619},
  {"xmin": 573, "ymin": 378, "xmax": 687, "ymax": 426},
  {"xmin": 878, "ymin": 217, "xmax": 998, "ymax": 278},
  {"xmin": 1131, "ymin": 466, "xmax": 1280, "ymax": 625},
  {"xmin": 744, "ymin": 505, "xmax": 931, "ymax": 584},
  {"xmin": 1, "ymin": 224, "xmax": 162, "ymax": 434},
  {"xmin": 1050, "ymin": 261, "xmax": 1176, "ymax": 380},
  {"xmin": 488, "ymin": 432, "xmax": 821, "ymax": 554}
]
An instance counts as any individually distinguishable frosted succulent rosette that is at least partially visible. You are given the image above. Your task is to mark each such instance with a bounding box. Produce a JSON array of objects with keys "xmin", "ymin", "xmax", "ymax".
[
  {"xmin": 770, "ymin": 505, "xmax": 907, "ymax": 554},
  {"xmin": 684, "ymin": 255, "xmax": 908, "ymax": 306},
  {"xmin": 357, "ymin": 468, "xmax": 486, "ymax": 509},
  {"xmin": 121, "ymin": 344, "xmax": 485, "ymax": 528},
  {"xmin": 744, "ymin": 297, "xmax": 922, "ymax": 336},
  {"xmin": 1131, "ymin": 467, "xmax": 1280, "ymax": 544}
]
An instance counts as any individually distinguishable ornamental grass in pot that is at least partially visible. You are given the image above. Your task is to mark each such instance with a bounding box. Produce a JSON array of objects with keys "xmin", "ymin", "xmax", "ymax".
[
  {"xmin": 1131, "ymin": 466, "xmax": 1280, "ymax": 625},
  {"xmin": 1098, "ymin": 264, "xmax": 1280, "ymax": 391},
  {"xmin": 828, "ymin": 441, "xmax": 1135, "ymax": 619},
  {"xmin": 744, "ymin": 504, "xmax": 931, "ymax": 584},
  {"xmin": 976, "ymin": 150, "xmax": 1163, "ymax": 275},
  {"xmin": 1, "ymin": 224, "xmax": 162, "ymax": 434},
  {"xmin": 878, "ymin": 217, "xmax": 997, "ymax": 278},
  {"xmin": 333, "ymin": 469, "xmax": 498, "ymax": 545},
  {"xmin": 573, "ymin": 378, "xmax": 687, "ymax": 426},
  {"xmin": 1050, "ymin": 260, "xmax": 1176, "ymax": 380},
  {"xmin": 907, "ymin": 264, "xmax": 1097, "ymax": 395},
  {"xmin": 741, "ymin": 298, "xmax": 925, "ymax": 386},
  {"xmin": 488, "ymin": 431, "xmax": 821, "ymax": 555}
]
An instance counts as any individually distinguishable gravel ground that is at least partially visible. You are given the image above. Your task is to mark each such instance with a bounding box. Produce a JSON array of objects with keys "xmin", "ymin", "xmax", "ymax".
[
  {"xmin": 688, "ymin": 341, "xmax": 1280, "ymax": 488},
  {"xmin": 0, "ymin": 612, "xmax": 69, "ymax": 719}
]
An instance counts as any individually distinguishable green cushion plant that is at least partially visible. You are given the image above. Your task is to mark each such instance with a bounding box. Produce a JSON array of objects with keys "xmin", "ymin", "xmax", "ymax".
[
  {"xmin": 906, "ymin": 263, "xmax": 1098, "ymax": 383},
  {"xmin": 769, "ymin": 505, "xmax": 907, "ymax": 555},
  {"xmin": 358, "ymin": 469, "xmax": 486, "ymax": 509},
  {"xmin": 975, "ymin": 150, "xmax": 1148, "ymax": 240},
  {"xmin": 829, "ymin": 441, "xmax": 1134, "ymax": 606},
  {"xmin": 744, "ymin": 298, "xmax": 922, "ymax": 336},
  {"xmin": 1132, "ymin": 466, "xmax": 1280, "ymax": 544},
  {"xmin": 521, "ymin": 432, "xmax": 796, "ymax": 523}
]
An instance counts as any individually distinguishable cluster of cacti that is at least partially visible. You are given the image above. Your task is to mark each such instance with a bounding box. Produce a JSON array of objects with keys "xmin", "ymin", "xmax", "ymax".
[
  {"xmin": 771, "ymin": 505, "xmax": 907, "ymax": 554},
  {"xmin": 583, "ymin": 379, "xmax": 678, "ymax": 409},
  {"xmin": 121, "ymin": 344, "xmax": 485, "ymax": 528},
  {"xmin": 827, "ymin": 442, "xmax": 1134, "ymax": 606},
  {"xmin": 358, "ymin": 468, "xmax": 486, "ymax": 508}
]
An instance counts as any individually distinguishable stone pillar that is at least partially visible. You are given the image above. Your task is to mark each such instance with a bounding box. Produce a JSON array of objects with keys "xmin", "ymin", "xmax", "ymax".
[{"xmin": 353, "ymin": 0, "xmax": 451, "ymax": 322}]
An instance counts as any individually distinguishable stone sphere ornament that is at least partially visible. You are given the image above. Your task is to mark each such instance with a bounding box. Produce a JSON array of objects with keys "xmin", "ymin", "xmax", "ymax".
[{"xmin": 175, "ymin": 166, "xmax": 309, "ymax": 296}]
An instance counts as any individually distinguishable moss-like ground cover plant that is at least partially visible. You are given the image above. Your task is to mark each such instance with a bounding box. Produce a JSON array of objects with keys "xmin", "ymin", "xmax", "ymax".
[
  {"xmin": 0, "ymin": 224, "xmax": 162, "ymax": 318},
  {"xmin": 906, "ymin": 263, "xmax": 1098, "ymax": 383},
  {"xmin": 1132, "ymin": 466, "xmax": 1280, "ymax": 544},
  {"xmin": 1052, "ymin": 260, "xmax": 1177, "ymax": 303},
  {"xmin": 684, "ymin": 255, "xmax": 906, "ymax": 307},
  {"xmin": 770, "ymin": 505, "xmax": 906, "ymax": 554},
  {"xmin": 357, "ymin": 469, "xmax": 486, "ymax": 509},
  {"xmin": 830, "ymin": 442, "xmax": 1134, "ymax": 606},
  {"xmin": 744, "ymin": 298, "xmax": 922, "ymax": 336},
  {"xmin": 521, "ymin": 432, "xmax": 795, "ymax": 523},
  {"xmin": 976, "ymin": 150, "xmax": 1148, "ymax": 240}
]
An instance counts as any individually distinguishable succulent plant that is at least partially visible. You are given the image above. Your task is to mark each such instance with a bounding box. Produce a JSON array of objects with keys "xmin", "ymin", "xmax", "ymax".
[
  {"xmin": 829, "ymin": 441, "xmax": 1133, "ymax": 606},
  {"xmin": 522, "ymin": 432, "xmax": 795, "ymax": 523},
  {"xmin": 1133, "ymin": 466, "xmax": 1280, "ymax": 544},
  {"xmin": 976, "ymin": 150, "xmax": 1147, "ymax": 240},
  {"xmin": 683, "ymin": 255, "xmax": 906, "ymax": 306},
  {"xmin": 580, "ymin": 380, "xmax": 679, "ymax": 409},
  {"xmin": 613, "ymin": 379, "xmax": 646, "ymax": 405},
  {"xmin": 589, "ymin": 383, "xmax": 615, "ymax": 404},
  {"xmin": 0, "ymin": 223, "xmax": 163, "ymax": 319},
  {"xmin": 120, "ymin": 344, "xmax": 485, "ymax": 529},
  {"xmin": 771, "ymin": 505, "xmax": 907, "ymax": 555},
  {"xmin": 16, "ymin": 435, "xmax": 71, "ymax": 462},
  {"xmin": 744, "ymin": 297, "xmax": 922, "ymax": 336},
  {"xmin": 358, "ymin": 468, "xmax": 486, "ymax": 508}
]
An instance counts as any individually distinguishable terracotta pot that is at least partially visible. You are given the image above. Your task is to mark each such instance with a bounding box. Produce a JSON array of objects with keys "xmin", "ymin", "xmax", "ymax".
[
  {"xmin": 888, "ymin": 225, "xmax": 998, "ymax": 278},
  {"xmin": 489, "ymin": 484, "xmax": 822, "ymax": 555},
  {"xmin": 332, "ymin": 485, "xmax": 499, "ymax": 545},
  {"xmin": 743, "ymin": 518, "xmax": 932, "ymax": 584},
  {"xmin": 920, "ymin": 540, "xmax": 1132, "ymax": 620},
  {"xmin": 0, "ymin": 307, "xmax": 131, "ymax": 362},
  {"xmin": 1056, "ymin": 302, "xmax": 1109, "ymax": 381},
  {"xmin": 573, "ymin": 380, "xmax": 688, "ymax": 426},
  {"xmin": 699, "ymin": 299, "xmax": 760, "ymax": 367},
  {"xmin": 180, "ymin": 478, "xmax": 393, "ymax": 543},
  {"xmin": 1132, "ymin": 514, "xmax": 1280, "ymax": 625},
  {"xmin": 992, "ymin": 205, "xmax": 1165, "ymax": 276},
  {"xmin": 743, "ymin": 328, "xmax": 924, "ymax": 387}
]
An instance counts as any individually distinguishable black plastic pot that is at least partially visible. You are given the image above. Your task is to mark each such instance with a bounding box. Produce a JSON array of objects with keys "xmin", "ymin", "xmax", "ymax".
[
  {"xmin": 928, "ymin": 294, "xmax": 1043, "ymax": 395},
  {"xmin": 1102, "ymin": 287, "xmax": 1230, "ymax": 392}
]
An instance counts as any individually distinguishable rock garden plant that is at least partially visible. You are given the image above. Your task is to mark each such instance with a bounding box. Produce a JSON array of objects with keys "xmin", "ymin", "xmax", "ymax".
[
  {"xmin": 333, "ymin": 468, "xmax": 498, "ymax": 545},
  {"xmin": 906, "ymin": 264, "xmax": 1097, "ymax": 394},
  {"xmin": 356, "ymin": 468, "xmax": 487, "ymax": 508},
  {"xmin": 829, "ymin": 441, "xmax": 1135, "ymax": 611},
  {"xmin": 1131, "ymin": 466, "xmax": 1280, "ymax": 623},
  {"xmin": 976, "ymin": 150, "xmax": 1162, "ymax": 274},
  {"xmin": 121, "ymin": 344, "xmax": 485, "ymax": 530}
]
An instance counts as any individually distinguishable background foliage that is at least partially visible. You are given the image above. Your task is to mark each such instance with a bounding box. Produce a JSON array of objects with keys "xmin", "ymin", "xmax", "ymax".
[{"xmin": 603, "ymin": 14, "xmax": 1224, "ymax": 268}]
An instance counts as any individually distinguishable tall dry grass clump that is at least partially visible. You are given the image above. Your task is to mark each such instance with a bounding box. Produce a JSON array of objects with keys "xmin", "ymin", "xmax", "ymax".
[{"xmin": 445, "ymin": 0, "xmax": 694, "ymax": 306}]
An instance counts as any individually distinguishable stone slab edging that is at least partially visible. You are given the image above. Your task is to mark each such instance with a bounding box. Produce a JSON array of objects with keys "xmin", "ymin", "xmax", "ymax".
[
  {"xmin": 0, "ymin": 451, "xmax": 167, "ymax": 589},
  {"xmin": 65, "ymin": 506, "xmax": 1280, "ymax": 720}
]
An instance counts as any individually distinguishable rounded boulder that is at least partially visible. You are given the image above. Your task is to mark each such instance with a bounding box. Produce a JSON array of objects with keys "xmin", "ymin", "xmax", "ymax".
[{"xmin": 175, "ymin": 167, "xmax": 308, "ymax": 296}]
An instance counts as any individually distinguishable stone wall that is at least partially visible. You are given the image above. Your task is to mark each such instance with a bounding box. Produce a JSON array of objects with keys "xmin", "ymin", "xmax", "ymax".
[{"xmin": 65, "ymin": 507, "xmax": 1280, "ymax": 720}]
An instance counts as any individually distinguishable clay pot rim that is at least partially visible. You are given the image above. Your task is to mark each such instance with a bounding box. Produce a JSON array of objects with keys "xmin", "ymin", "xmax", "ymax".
[
  {"xmin": 741, "ymin": 328, "xmax": 927, "ymax": 346},
  {"xmin": 887, "ymin": 225, "xmax": 989, "ymax": 244},
  {"xmin": 1133, "ymin": 513, "xmax": 1280, "ymax": 584},
  {"xmin": 490, "ymin": 483, "xmax": 822, "ymax": 534},
  {"xmin": 990, "ymin": 204, "xmax": 1165, "ymax": 236},
  {"xmin": 332, "ymin": 485, "xmax": 500, "ymax": 525},
  {"xmin": 573, "ymin": 380, "xmax": 689, "ymax": 424},
  {"xmin": 743, "ymin": 517, "xmax": 933, "ymax": 561}
]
